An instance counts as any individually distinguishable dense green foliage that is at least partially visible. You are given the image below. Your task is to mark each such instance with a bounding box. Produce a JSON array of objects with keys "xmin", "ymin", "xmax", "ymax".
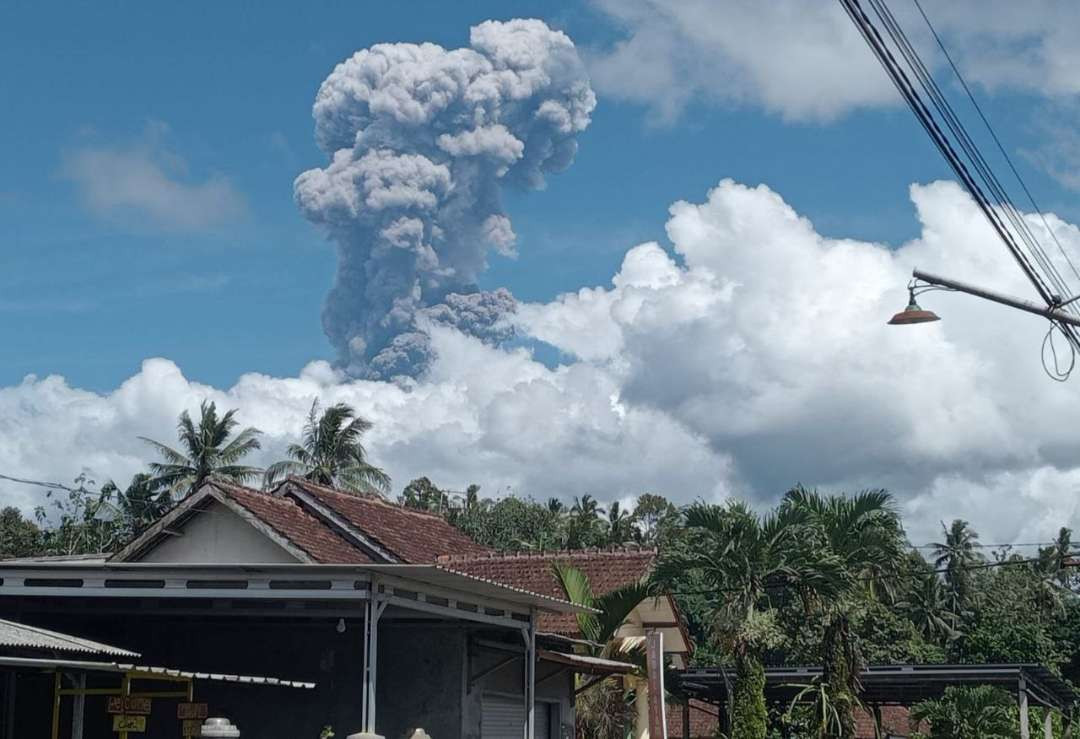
[
  {"xmin": 5, "ymin": 402, "xmax": 1080, "ymax": 737},
  {"xmin": 910, "ymin": 685, "xmax": 1016, "ymax": 738}
]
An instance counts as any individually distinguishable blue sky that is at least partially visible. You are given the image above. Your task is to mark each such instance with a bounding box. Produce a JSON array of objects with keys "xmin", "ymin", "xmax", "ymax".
[
  {"xmin": 5, "ymin": 1, "xmax": 1080, "ymax": 542},
  {"xmin": 0, "ymin": 0, "xmax": 1004, "ymax": 391}
]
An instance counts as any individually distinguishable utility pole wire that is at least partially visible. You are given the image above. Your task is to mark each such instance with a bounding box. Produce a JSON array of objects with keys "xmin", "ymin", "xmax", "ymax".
[{"xmin": 0, "ymin": 472, "xmax": 88, "ymax": 494}]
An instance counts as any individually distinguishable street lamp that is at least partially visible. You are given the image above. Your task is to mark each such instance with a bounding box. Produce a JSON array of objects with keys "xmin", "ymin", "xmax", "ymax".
[
  {"xmin": 888, "ymin": 269, "xmax": 1080, "ymax": 333},
  {"xmin": 888, "ymin": 287, "xmax": 941, "ymax": 325}
]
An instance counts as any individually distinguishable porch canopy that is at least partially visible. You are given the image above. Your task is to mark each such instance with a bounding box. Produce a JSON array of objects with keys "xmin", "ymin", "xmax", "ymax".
[
  {"xmin": 674, "ymin": 663, "xmax": 1079, "ymax": 739},
  {"xmin": 0, "ymin": 560, "xmax": 596, "ymax": 739}
]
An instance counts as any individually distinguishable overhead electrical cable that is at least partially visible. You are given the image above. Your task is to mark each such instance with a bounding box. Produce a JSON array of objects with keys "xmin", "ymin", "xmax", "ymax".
[
  {"xmin": 837, "ymin": 0, "xmax": 1080, "ymax": 378},
  {"xmin": 866, "ymin": 0, "xmax": 1078, "ymax": 317},
  {"xmin": 910, "ymin": 0, "xmax": 1080, "ymax": 288}
]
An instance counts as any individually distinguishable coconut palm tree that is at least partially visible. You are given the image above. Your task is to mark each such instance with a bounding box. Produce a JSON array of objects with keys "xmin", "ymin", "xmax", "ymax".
[
  {"xmin": 567, "ymin": 494, "xmax": 606, "ymax": 548},
  {"xmin": 932, "ymin": 519, "xmax": 983, "ymax": 620},
  {"xmin": 781, "ymin": 486, "xmax": 905, "ymax": 739},
  {"xmin": 552, "ymin": 562, "xmax": 651, "ymax": 738},
  {"xmin": 898, "ymin": 569, "xmax": 961, "ymax": 644},
  {"xmin": 653, "ymin": 500, "xmax": 829, "ymax": 739},
  {"xmin": 264, "ymin": 400, "xmax": 390, "ymax": 495},
  {"xmin": 1038, "ymin": 527, "xmax": 1073, "ymax": 586},
  {"xmin": 606, "ymin": 501, "xmax": 636, "ymax": 546},
  {"xmin": 140, "ymin": 400, "xmax": 262, "ymax": 498}
]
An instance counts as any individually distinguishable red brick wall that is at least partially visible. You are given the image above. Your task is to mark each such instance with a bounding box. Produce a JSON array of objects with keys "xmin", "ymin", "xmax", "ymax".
[{"xmin": 856, "ymin": 705, "xmax": 920, "ymax": 737}]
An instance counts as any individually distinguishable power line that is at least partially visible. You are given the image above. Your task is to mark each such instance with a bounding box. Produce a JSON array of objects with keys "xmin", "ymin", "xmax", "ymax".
[
  {"xmin": 0, "ymin": 473, "xmax": 88, "ymax": 494},
  {"xmin": 909, "ymin": 0, "xmax": 1080, "ymax": 287},
  {"xmin": 838, "ymin": 0, "xmax": 1080, "ymax": 371}
]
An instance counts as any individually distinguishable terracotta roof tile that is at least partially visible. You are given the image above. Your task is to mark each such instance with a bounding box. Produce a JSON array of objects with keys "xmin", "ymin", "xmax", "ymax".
[
  {"xmin": 281, "ymin": 477, "xmax": 490, "ymax": 564},
  {"xmin": 438, "ymin": 548, "xmax": 656, "ymax": 634},
  {"xmin": 211, "ymin": 483, "xmax": 373, "ymax": 564}
]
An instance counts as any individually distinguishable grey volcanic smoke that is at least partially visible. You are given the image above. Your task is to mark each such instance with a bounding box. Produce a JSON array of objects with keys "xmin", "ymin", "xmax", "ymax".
[{"xmin": 295, "ymin": 19, "xmax": 596, "ymax": 379}]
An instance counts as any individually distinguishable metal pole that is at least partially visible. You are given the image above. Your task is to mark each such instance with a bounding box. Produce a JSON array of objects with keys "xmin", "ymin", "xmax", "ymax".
[
  {"xmin": 523, "ymin": 615, "xmax": 536, "ymax": 739},
  {"xmin": 366, "ymin": 593, "xmax": 383, "ymax": 733},
  {"xmin": 361, "ymin": 599, "xmax": 370, "ymax": 731},
  {"xmin": 1020, "ymin": 678, "xmax": 1031, "ymax": 739},
  {"xmin": 913, "ymin": 269, "xmax": 1080, "ymax": 328}
]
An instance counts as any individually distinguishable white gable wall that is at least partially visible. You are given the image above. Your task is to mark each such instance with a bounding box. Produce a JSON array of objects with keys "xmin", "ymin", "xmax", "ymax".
[{"xmin": 138, "ymin": 501, "xmax": 300, "ymax": 564}]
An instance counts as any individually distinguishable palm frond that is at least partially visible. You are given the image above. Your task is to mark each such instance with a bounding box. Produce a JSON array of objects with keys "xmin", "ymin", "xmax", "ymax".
[
  {"xmin": 551, "ymin": 562, "xmax": 601, "ymax": 645},
  {"xmin": 137, "ymin": 438, "xmax": 190, "ymax": 467}
]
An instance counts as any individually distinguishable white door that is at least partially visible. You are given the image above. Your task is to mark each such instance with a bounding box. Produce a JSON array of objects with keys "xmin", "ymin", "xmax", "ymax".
[{"xmin": 481, "ymin": 694, "xmax": 552, "ymax": 739}]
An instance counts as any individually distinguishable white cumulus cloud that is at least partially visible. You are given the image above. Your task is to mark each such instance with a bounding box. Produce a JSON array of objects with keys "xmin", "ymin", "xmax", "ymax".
[
  {"xmin": 587, "ymin": 0, "xmax": 1080, "ymax": 122},
  {"xmin": 6, "ymin": 178, "xmax": 1080, "ymax": 545}
]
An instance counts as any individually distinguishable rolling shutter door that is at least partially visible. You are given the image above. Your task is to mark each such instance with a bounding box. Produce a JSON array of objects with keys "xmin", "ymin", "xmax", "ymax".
[{"xmin": 480, "ymin": 695, "xmax": 551, "ymax": 739}]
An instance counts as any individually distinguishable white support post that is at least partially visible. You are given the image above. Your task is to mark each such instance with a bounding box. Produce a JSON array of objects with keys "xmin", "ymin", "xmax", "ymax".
[
  {"xmin": 1019, "ymin": 679, "xmax": 1030, "ymax": 739},
  {"xmin": 1044, "ymin": 708, "xmax": 1054, "ymax": 739},
  {"xmin": 522, "ymin": 613, "xmax": 536, "ymax": 739},
  {"xmin": 364, "ymin": 581, "xmax": 387, "ymax": 734},
  {"xmin": 361, "ymin": 599, "xmax": 371, "ymax": 731}
]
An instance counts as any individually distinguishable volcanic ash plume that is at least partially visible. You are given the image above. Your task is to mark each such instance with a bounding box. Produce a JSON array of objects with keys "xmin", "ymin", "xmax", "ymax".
[{"xmin": 295, "ymin": 19, "xmax": 596, "ymax": 379}]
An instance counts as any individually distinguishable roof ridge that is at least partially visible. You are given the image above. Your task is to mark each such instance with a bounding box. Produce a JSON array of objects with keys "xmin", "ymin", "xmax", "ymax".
[
  {"xmin": 284, "ymin": 476, "xmax": 462, "ymax": 523},
  {"xmin": 436, "ymin": 545, "xmax": 657, "ymax": 564},
  {"xmin": 213, "ymin": 481, "xmax": 369, "ymax": 564}
]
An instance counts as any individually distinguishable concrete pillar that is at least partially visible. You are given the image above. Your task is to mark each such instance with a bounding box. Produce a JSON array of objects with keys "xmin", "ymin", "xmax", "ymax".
[
  {"xmin": 1045, "ymin": 709, "xmax": 1054, "ymax": 739},
  {"xmin": 1019, "ymin": 679, "xmax": 1030, "ymax": 739}
]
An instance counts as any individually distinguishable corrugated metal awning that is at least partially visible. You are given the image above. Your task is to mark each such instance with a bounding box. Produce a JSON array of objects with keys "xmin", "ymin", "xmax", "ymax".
[
  {"xmin": 364, "ymin": 563, "xmax": 595, "ymax": 615},
  {"xmin": 0, "ymin": 619, "xmax": 139, "ymax": 658},
  {"xmin": 0, "ymin": 655, "xmax": 315, "ymax": 688},
  {"xmin": 537, "ymin": 649, "xmax": 635, "ymax": 676}
]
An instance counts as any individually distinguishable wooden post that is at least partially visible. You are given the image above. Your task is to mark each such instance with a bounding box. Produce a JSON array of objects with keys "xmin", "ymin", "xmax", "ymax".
[
  {"xmin": 119, "ymin": 674, "xmax": 131, "ymax": 739},
  {"xmin": 682, "ymin": 701, "xmax": 690, "ymax": 739},
  {"xmin": 645, "ymin": 632, "xmax": 667, "ymax": 738},
  {"xmin": 71, "ymin": 673, "xmax": 86, "ymax": 739},
  {"xmin": 1019, "ymin": 679, "xmax": 1030, "ymax": 739},
  {"xmin": 50, "ymin": 671, "xmax": 61, "ymax": 739}
]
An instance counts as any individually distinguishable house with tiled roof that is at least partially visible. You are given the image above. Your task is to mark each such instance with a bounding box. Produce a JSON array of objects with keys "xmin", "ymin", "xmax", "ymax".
[
  {"xmin": 1, "ymin": 478, "xmax": 679, "ymax": 739},
  {"xmin": 112, "ymin": 477, "xmax": 490, "ymax": 565},
  {"xmin": 441, "ymin": 548, "xmax": 693, "ymax": 668}
]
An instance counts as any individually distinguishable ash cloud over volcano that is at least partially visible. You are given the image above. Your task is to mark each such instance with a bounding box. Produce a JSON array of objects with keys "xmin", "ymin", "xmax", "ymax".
[{"xmin": 295, "ymin": 19, "xmax": 596, "ymax": 379}]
